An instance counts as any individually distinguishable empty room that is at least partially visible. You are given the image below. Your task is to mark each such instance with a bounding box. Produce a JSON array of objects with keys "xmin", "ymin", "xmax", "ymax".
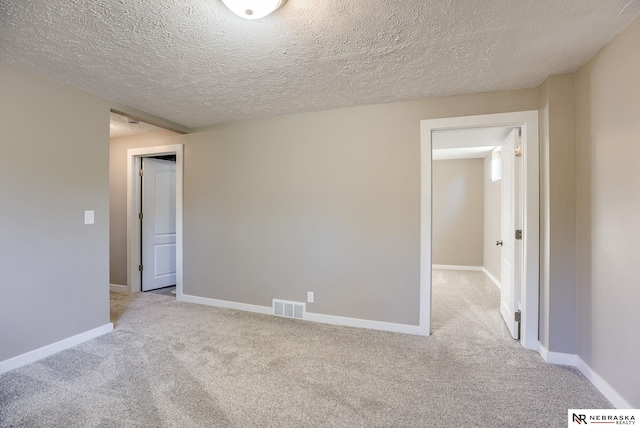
[{"xmin": 1, "ymin": 0, "xmax": 639, "ymax": 426}]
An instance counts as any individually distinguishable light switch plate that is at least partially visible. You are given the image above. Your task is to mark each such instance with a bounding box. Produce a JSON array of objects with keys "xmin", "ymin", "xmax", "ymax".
[{"xmin": 84, "ymin": 210, "xmax": 95, "ymax": 225}]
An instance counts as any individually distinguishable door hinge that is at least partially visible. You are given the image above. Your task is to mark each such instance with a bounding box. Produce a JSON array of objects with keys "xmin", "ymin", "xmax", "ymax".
[
  {"xmin": 515, "ymin": 310, "xmax": 521, "ymax": 323},
  {"xmin": 139, "ymin": 169, "xmax": 144, "ymax": 177},
  {"xmin": 138, "ymin": 212, "xmax": 143, "ymax": 220},
  {"xmin": 515, "ymin": 145, "xmax": 523, "ymax": 157},
  {"xmin": 518, "ymin": 128, "xmax": 522, "ymax": 137},
  {"xmin": 515, "ymin": 229, "xmax": 522, "ymax": 240},
  {"xmin": 138, "ymin": 264, "xmax": 143, "ymax": 272}
]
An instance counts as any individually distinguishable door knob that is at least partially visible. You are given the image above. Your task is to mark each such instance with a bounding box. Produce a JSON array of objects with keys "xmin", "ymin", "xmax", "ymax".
[{"xmin": 496, "ymin": 240, "xmax": 503, "ymax": 246}]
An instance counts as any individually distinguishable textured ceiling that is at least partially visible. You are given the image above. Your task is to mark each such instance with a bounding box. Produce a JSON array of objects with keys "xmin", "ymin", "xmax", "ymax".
[{"xmin": 2, "ymin": 0, "xmax": 639, "ymax": 128}]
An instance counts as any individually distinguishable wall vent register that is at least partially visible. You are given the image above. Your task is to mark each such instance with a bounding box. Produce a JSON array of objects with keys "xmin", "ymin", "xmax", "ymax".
[{"xmin": 273, "ymin": 299, "xmax": 305, "ymax": 320}]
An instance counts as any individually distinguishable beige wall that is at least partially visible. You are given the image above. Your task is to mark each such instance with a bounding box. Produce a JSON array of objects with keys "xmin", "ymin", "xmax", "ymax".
[
  {"xmin": 180, "ymin": 90, "xmax": 537, "ymax": 326},
  {"xmin": 538, "ymin": 79, "xmax": 551, "ymax": 349},
  {"xmin": 483, "ymin": 154, "xmax": 501, "ymax": 281},
  {"xmin": 576, "ymin": 16, "xmax": 640, "ymax": 408},
  {"xmin": 106, "ymin": 89, "xmax": 536, "ymax": 326},
  {"xmin": 538, "ymin": 74, "xmax": 577, "ymax": 354},
  {"xmin": 0, "ymin": 65, "xmax": 111, "ymax": 361},
  {"xmin": 432, "ymin": 159, "xmax": 484, "ymax": 267},
  {"xmin": 109, "ymin": 131, "xmax": 180, "ymax": 286},
  {"xmin": 1, "ymin": 61, "xmax": 537, "ymax": 362}
]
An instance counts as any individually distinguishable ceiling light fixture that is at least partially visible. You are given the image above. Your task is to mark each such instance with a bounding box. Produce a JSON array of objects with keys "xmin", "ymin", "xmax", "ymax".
[{"xmin": 221, "ymin": 0, "xmax": 287, "ymax": 19}]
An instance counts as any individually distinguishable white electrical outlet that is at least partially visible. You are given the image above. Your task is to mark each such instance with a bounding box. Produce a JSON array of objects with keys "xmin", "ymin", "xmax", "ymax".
[
  {"xmin": 84, "ymin": 210, "xmax": 95, "ymax": 225},
  {"xmin": 307, "ymin": 291, "xmax": 314, "ymax": 303}
]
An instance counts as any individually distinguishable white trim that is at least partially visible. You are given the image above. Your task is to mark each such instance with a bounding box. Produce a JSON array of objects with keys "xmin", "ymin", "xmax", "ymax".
[
  {"xmin": 421, "ymin": 111, "xmax": 539, "ymax": 350},
  {"xmin": 179, "ymin": 294, "xmax": 273, "ymax": 315},
  {"xmin": 0, "ymin": 323, "xmax": 113, "ymax": 375},
  {"xmin": 110, "ymin": 283, "xmax": 128, "ymax": 292},
  {"xmin": 179, "ymin": 294, "xmax": 425, "ymax": 335},
  {"xmin": 575, "ymin": 357, "xmax": 634, "ymax": 409},
  {"xmin": 536, "ymin": 343, "xmax": 633, "ymax": 409},
  {"xmin": 431, "ymin": 265, "xmax": 502, "ymax": 290},
  {"xmin": 537, "ymin": 342, "xmax": 577, "ymax": 366},
  {"xmin": 432, "ymin": 265, "xmax": 483, "ymax": 271},
  {"xmin": 127, "ymin": 145, "xmax": 184, "ymax": 296},
  {"xmin": 482, "ymin": 268, "xmax": 501, "ymax": 289},
  {"xmin": 305, "ymin": 312, "xmax": 425, "ymax": 335}
]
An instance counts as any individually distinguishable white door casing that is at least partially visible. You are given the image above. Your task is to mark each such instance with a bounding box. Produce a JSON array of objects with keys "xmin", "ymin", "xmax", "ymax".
[
  {"xmin": 127, "ymin": 144, "xmax": 184, "ymax": 297},
  {"xmin": 421, "ymin": 111, "xmax": 539, "ymax": 350},
  {"xmin": 141, "ymin": 158, "xmax": 177, "ymax": 291}
]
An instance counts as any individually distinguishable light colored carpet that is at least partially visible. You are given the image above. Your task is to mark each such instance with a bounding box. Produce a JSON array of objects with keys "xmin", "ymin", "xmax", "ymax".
[
  {"xmin": 0, "ymin": 270, "xmax": 612, "ymax": 427},
  {"xmin": 148, "ymin": 286, "xmax": 176, "ymax": 297}
]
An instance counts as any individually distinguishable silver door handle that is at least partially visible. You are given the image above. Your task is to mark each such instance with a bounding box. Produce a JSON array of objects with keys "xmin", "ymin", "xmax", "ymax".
[{"xmin": 496, "ymin": 240, "xmax": 503, "ymax": 246}]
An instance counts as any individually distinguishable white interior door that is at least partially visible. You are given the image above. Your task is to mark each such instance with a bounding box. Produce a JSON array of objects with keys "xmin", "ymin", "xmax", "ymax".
[
  {"xmin": 500, "ymin": 128, "xmax": 521, "ymax": 339},
  {"xmin": 142, "ymin": 157, "xmax": 177, "ymax": 291}
]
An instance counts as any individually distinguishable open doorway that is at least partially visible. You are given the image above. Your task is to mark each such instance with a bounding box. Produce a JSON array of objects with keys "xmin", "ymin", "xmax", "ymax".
[
  {"xmin": 108, "ymin": 112, "xmax": 184, "ymax": 299},
  {"xmin": 430, "ymin": 126, "xmax": 523, "ymax": 340},
  {"xmin": 140, "ymin": 155, "xmax": 177, "ymax": 295},
  {"xmin": 420, "ymin": 111, "xmax": 539, "ymax": 350},
  {"xmin": 126, "ymin": 145, "xmax": 184, "ymax": 297}
]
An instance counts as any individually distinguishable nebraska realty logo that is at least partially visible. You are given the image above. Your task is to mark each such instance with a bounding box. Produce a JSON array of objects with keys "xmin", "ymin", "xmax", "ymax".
[{"xmin": 569, "ymin": 409, "xmax": 639, "ymax": 425}]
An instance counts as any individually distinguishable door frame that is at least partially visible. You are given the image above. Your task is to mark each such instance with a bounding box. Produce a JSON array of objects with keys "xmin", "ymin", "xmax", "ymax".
[
  {"xmin": 420, "ymin": 111, "xmax": 539, "ymax": 350},
  {"xmin": 127, "ymin": 144, "xmax": 184, "ymax": 296}
]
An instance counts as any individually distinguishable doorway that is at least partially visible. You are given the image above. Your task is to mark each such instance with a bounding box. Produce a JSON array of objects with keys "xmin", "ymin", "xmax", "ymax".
[
  {"xmin": 127, "ymin": 145, "xmax": 184, "ymax": 296},
  {"xmin": 420, "ymin": 111, "xmax": 539, "ymax": 350},
  {"xmin": 140, "ymin": 156, "xmax": 177, "ymax": 292}
]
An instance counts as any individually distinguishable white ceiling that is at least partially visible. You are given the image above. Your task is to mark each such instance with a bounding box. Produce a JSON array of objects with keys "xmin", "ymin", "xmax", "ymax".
[
  {"xmin": 2, "ymin": 0, "xmax": 639, "ymax": 128},
  {"xmin": 432, "ymin": 126, "xmax": 514, "ymax": 150},
  {"xmin": 432, "ymin": 146, "xmax": 496, "ymax": 161},
  {"xmin": 432, "ymin": 126, "xmax": 514, "ymax": 160}
]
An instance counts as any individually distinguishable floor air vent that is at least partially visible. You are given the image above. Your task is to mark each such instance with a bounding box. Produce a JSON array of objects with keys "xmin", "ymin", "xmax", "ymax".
[{"xmin": 272, "ymin": 299, "xmax": 305, "ymax": 320}]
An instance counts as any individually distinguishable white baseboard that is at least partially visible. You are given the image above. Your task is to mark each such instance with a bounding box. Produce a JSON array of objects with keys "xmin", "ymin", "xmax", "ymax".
[
  {"xmin": 482, "ymin": 268, "xmax": 501, "ymax": 289},
  {"xmin": 575, "ymin": 356, "xmax": 634, "ymax": 409},
  {"xmin": 306, "ymin": 312, "xmax": 427, "ymax": 335},
  {"xmin": 179, "ymin": 294, "xmax": 427, "ymax": 336},
  {"xmin": 537, "ymin": 342, "xmax": 633, "ymax": 409},
  {"xmin": 110, "ymin": 284, "xmax": 128, "ymax": 292},
  {"xmin": 538, "ymin": 342, "xmax": 577, "ymax": 366},
  {"xmin": 0, "ymin": 323, "xmax": 114, "ymax": 375},
  {"xmin": 179, "ymin": 294, "xmax": 272, "ymax": 315},
  {"xmin": 432, "ymin": 265, "xmax": 483, "ymax": 271}
]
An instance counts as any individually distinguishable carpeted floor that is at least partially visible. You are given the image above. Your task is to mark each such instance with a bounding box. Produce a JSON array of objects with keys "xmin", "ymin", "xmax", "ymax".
[
  {"xmin": 148, "ymin": 285, "xmax": 176, "ymax": 297},
  {"xmin": 0, "ymin": 269, "xmax": 612, "ymax": 427}
]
